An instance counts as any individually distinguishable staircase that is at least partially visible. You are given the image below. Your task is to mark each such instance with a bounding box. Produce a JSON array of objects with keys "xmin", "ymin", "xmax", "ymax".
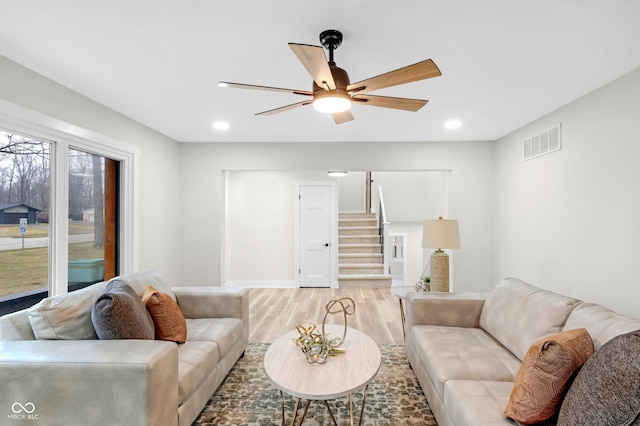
[{"xmin": 337, "ymin": 212, "xmax": 392, "ymax": 288}]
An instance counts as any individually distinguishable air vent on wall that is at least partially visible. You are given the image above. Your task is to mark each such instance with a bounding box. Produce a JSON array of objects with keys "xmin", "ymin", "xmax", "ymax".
[{"xmin": 523, "ymin": 123, "xmax": 562, "ymax": 161}]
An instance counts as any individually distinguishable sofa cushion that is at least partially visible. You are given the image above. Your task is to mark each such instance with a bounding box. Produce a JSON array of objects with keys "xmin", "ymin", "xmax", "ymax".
[
  {"xmin": 177, "ymin": 341, "xmax": 219, "ymax": 405},
  {"xmin": 185, "ymin": 318, "xmax": 242, "ymax": 360},
  {"xmin": 410, "ymin": 325, "xmax": 521, "ymax": 400},
  {"xmin": 557, "ymin": 329, "xmax": 640, "ymax": 426},
  {"xmin": 141, "ymin": 286, "xmax": 187, "ymax": 343},
  {"xmin": 109, "ymin": 269, "xmax": 176, "ymax": 301},
  {"xmin": 28, "ymin": 281, "xmax": 108, "ymax": 340},
  {"xmin": 563, "ymin": 302, "xmax": 640, "ymax": 349},
  {"xmin": 479, "ymin": 278, "xmax": 580, "ymax": 360},
  {"xmin": 504, "ymin": 328, "xmax": 594, "ymax": 425},
  {"xmin": 91, "ymin": 281, "xmax": 155, "ymax": 340},
  {"xmin": 445, "ymin": 380, "xmax": 514, "ymax": 426}
]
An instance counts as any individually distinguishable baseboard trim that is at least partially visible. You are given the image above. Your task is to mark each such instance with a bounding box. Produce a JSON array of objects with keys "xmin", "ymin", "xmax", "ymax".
[{"xmin": 224, "ymin": 280, "xmax": 297, "ymax": 288}]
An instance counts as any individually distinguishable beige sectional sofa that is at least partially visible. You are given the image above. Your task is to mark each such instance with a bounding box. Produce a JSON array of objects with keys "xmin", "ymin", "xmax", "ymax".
[
  {"xmin": 405, "ymin": 277, "xmax": 640, "ymax": 426},
  {"xmin": 0, "ymin": 270, "xmax": 249, "ymax": 426}
]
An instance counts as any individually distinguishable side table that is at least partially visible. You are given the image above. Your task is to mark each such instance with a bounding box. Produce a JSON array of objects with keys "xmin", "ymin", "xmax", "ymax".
[{"xmin": 391, "ymin": 286, "xmax": 420, "ymax": 339}]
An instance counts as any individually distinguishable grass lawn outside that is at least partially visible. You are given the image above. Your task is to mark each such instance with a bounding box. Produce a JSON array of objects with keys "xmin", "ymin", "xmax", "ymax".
[
  {"xmin": 0, "ymin": 222, "xmax": 95, "ymax": 238},
  {"xmin": 0, "ymin": 241, "xmax": 104, "ymax": 297}
]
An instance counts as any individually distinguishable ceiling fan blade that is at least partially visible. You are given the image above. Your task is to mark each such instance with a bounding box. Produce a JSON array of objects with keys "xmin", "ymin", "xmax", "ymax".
[
  {"xmin": 255, "ymin": 100, "xmax": 312, "ymax": 116},
  {"xmin": 352, "ymin": 94, "xmax": 428, "ymax": 112},
  {"xmin": 347, "ymin": 59, "xmax": 441, "ymax": 94},
  {"xmin": 332, "ymin": 110, "xmax": 355, "ymax": 124},
  {"xmin": 218, "ymin": 81, "xmax": 312, "ymax": 96},
  {"xmin": 288, "ymin": 43, "xmax": 336, "ymax": 90}
]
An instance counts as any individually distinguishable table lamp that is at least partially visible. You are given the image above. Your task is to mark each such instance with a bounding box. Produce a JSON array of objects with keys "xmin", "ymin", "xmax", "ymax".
[{"xmin": 422, "ymin": 217, "xmax": 460, "ymax": 292}]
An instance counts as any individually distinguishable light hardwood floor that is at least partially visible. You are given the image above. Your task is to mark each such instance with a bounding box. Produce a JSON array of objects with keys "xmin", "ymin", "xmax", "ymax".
[{"xmin": 247, "ymin": 287, "xmax": 405, "ymax": 344}]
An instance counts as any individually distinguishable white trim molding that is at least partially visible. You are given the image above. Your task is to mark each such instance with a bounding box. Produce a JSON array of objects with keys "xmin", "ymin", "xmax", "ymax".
[{"xmin": 224, "ymin": 280, "xmax": 297, "ymax": 288}]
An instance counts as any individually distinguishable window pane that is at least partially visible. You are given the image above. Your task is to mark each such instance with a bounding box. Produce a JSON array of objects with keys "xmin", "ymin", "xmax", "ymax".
[
  {"xmin": 68, "ymin": 149, "xmax": 119, "ymax": 291},
  {"xmin": 0, "ymin": 130, "xmax": 50, "ymax": 307}
]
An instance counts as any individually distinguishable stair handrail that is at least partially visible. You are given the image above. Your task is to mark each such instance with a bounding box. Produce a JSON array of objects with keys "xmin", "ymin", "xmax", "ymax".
[{"xmin": 377, "ymin": 186, "xmax": 391, "ymax": 276}]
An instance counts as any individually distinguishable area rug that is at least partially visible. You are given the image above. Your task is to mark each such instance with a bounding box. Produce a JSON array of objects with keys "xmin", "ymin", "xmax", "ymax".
[{"xmin": 193, "ymin": 343, "xmax": 437, "ymax": 426}]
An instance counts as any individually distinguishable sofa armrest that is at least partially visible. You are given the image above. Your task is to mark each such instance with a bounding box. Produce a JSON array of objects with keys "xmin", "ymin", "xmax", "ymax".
[
  {"xmin": 171, "ymin": 287, "xmax": 249, "ymax": 322},
  {"xmin": 0, "ymin": 340, "xmax": 178, "ymax": 426},
  {"xmin": 173, "ymin": 287, "xmax": 249, "ymax": 320},
  {"xmin": 405, "ymin": 292, "xmax": 488, "ymax": 330},
  {"xmin": 174, "ymin": 287, "xmax": 250, "ymax": 350}
]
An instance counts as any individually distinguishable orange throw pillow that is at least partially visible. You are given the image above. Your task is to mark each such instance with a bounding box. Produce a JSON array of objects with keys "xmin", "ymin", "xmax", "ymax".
[
  {"xmin": 504, "ymin": 328, "xmax": 594, "ymax": 425},
  {"xmin": 141, "ymin": 286, "xmax": 187, "ymax": 344}
]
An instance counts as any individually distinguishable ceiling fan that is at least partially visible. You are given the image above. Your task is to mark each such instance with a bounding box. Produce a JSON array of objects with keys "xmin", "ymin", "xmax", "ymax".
[{"xmin": 218, "ymin": 29, "xmax": 442, "ymax": 125}]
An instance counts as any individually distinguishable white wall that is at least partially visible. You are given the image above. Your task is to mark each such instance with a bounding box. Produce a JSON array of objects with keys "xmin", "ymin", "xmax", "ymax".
[
  {"xmin": 0, "ymin": 56, "xmax": 182, "ymax": 284},
  {"xmin": 372, "ymin": 171, "xmax": 447, "ymax": 222},
  {"xmin": 224, "ymin": 170, "xmax": 332, "ymax": 283},
  {"xmin": 494, "ymin": 68, "xmax": 640, "ymax": 318},
  {"xmin": 337, "ymin": 171, "xmax": 366, "ymax": 212},
  {"xmin": 179, "ymin": 141, "xmax": 495, "ymax": 290}
]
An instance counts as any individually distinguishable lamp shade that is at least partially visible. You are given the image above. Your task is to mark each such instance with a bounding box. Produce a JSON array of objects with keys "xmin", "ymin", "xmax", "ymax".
[{"xmin": 422, "ymin": 217, "xmax": 460, "ymax": 249}]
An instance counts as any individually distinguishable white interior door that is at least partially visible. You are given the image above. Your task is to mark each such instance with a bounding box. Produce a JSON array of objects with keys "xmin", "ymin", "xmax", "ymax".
[{"xmin": 298, "ymin": 184, "xmax": 333, "ymax": 287}]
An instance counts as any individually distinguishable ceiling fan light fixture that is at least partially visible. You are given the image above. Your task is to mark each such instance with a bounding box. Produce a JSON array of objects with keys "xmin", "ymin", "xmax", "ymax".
[{"xmin": 313, "ymin": 91, "xmax": 351, "ymax": 113}]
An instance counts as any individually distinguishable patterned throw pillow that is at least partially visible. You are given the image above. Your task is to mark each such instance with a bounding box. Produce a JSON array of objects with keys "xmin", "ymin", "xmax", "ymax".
[
  {"xmin": 504, "ymin": 328, "xmax": 594, "ymax": 425},
  {"xmin": 141, "ymin": 286, "xmax": 187, "ymax": 343},
  {"xmin": 91, "ymin": 281, "xmax": 155, "ymax": 340},
  {"xmin": 557, "ymin": 329, "xmax": 640, "ymax": 426}
]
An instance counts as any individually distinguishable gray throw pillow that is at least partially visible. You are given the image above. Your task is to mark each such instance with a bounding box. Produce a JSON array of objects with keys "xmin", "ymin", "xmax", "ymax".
[
  {"xmin": 91, "ymin": 280, "xmax": 155, "ymax": 340},
  {"xmin": 557, "ymin": 329, "xmax": 640, "ymax": 426}
]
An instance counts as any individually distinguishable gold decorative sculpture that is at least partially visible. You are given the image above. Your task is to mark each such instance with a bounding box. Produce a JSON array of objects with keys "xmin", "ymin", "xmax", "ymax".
[{"xmin": 295, "ymin": 297, "xmax": 356, "ymax": 363}]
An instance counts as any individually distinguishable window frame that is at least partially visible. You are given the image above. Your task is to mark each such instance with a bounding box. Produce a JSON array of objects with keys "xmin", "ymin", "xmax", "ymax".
[{"xmin": 0, "ymin": 99, "xmax": 139, "ymax": 297}]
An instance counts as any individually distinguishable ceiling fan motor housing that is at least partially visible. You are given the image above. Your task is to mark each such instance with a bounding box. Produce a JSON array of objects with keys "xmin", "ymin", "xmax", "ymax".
[{"xmin": 313, "ymin": 63, "xmax": 351, "ymax": 94}]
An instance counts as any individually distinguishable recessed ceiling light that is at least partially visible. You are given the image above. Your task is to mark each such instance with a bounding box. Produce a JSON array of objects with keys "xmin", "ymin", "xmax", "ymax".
[
  {"xmin": 327, "ymin": 171, "xmax": 348, "ymax": 177},
  {"xmin": 212, "ymin": 121, "xmax": 229, "ymax": 130},
  {"xmin": 444, "ymin": 120, "xmax": 462, "ymax": 130}
]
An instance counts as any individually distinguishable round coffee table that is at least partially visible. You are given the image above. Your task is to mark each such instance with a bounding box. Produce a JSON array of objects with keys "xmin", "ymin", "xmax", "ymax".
[{"xmin": 264, "ymin": 324, "xmax": 381, "ymax": 426}]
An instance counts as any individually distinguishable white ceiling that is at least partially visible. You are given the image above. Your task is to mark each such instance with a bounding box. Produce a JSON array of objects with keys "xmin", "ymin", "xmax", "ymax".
[{"xmin": 1, "ymin": 1, "xmax": 639, "ymax": 143}]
